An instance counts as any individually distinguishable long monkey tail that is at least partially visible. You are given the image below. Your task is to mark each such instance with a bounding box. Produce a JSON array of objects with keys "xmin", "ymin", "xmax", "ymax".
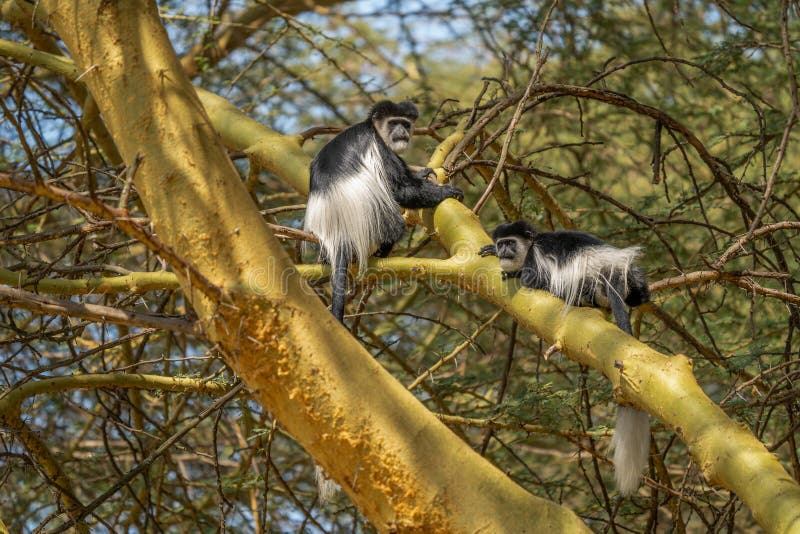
[
  {"xmin": 611, "ymin": 406, "xmax": 650, "ymax": 496},
  {"xmin": 330, "ymin": 247, "xmax": 349, "ymax": 323},
  {"xmin": 314, "ymin": 249, "xmax": 348, "ymax": 502},
  {"xmin": 607, "ymin": 278, "xmax": 650, "ymax": 496}
]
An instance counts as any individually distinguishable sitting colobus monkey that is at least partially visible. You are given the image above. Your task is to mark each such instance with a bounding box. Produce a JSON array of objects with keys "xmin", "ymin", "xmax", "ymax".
[
  {"xmin": 305, "ymin": 102, "xmax": 462, "ymax": 501},
  {"xmin": 480, "ymin": 220, "xmax": 651, "ymax": 496},
  {"xmin": 305, "ymin": 100, "xmax": 463, "ymax": 323}
]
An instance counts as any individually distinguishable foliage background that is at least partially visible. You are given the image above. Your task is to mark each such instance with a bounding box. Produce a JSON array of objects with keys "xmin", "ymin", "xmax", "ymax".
[{"xmin": 1, "ymin": 0, "xmax": 798, "ymax": 532}]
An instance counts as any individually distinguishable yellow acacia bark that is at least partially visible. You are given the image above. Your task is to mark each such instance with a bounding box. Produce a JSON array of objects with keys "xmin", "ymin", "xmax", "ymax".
[
  {"xmin": 4, "ymin": 4, "xmax": 800, "ymax": 532},
  {"xmin": 201, "ymin": 93, "xmax": 800, "ymax": 532},
  {"xmin": 0, "ymin": 267, "xmax": 180, "ymax": 295},
  {"xmin": 35, "ymin": 1, "xmax": 588, "ymax": 532},
  {"xmin": 424, "ymin": 201, "xmax": 800, "ymax": 534}
]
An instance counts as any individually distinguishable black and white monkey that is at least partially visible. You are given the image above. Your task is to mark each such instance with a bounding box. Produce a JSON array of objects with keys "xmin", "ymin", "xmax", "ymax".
[
  {"xmin": 305, "ymin": 100, "xmax": 463, "ymax": 323},
  {"xmin": 304, "ymin": 101, "xmax": 462, "ymax": 500},
  {"xmin": 480, "ymin": 220, "xmax": 651, "ymax": 496}
]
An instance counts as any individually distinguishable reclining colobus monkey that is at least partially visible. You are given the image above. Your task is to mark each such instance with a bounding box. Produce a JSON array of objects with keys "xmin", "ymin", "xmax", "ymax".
[
  {"xmin": 480, "ymin": 220, "xmax": 651, "ymax": 496},
  {"xmin": 305, "ymin": 100, "xmax": 463, "ymax": 323}
]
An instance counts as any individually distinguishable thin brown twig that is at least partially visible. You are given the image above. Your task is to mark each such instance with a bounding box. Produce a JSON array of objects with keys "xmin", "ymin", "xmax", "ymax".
[
  {"xmin": 50, "ymin": 382, "xmax": 245, "ymax": 533},
  {"xmin": 467, "ymin": 0, "xmax": 558, "ymax": 214},
  {"xmin": 0, "ymin": 285, "xmax": 201, "ymax": 335},
  {"xmin": 407, "ymin": 310, "xmax": 503, "ymax": 391},
  {"xmin": 472, "ymin": 53, "xmax": 548, "ymax": 214},
  {"xmin": 0, "ymin": 221, "xmax": 113, "ymax": 247},
  {"xmin": 434, "ymin": 413, "xmax": 611, "ymax": 439},
  {"xmin": 714, "ymin": 222, "xmax": 800, "ymax": 269},
  {"xmin": 0, "ymin": 173, "xmax": 221, "ymax": 300},
  {"xmin": 479, "ymin": 320, "xmax": 517, "ymax": 455}
]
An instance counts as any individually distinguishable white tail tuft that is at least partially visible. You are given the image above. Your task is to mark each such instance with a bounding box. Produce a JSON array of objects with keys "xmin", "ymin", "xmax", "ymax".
[
  {"xmin": 315, "ymin": 464, "xmax": 339, "ymax": 503},
  {"xmin": 610, "ymin": 406, "xmax": 650, "ymax": 496}
]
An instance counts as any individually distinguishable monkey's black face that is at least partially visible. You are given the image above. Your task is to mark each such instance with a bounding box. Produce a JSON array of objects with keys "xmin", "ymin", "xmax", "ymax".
[
  {"xmin": 495, "ymin": 238, "xmax": 518, "ymax": 257},
  {"xmin": 495, "ymin": 236, "xmax": 530, "ymax": 272},
  {"xmin": 375, "ymin": 117, "xmax": 414, "ymax": 152}
]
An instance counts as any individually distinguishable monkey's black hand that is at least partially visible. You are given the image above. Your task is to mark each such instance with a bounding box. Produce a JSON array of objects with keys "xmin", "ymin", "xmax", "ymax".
[
  {"xmin": 413, "ymin": 167, "xmax": 437, "ymax": 181},
  {"xmin": 442, "ymin": 184, "xmax": 464, "ymax": 202},
  {"xmin": 478, "ymin": 244, "xmax": 497, "ymax": 257}
]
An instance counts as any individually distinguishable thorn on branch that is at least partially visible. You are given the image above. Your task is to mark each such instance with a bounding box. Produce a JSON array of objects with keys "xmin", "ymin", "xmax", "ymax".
[{"xmin": 542, "ymin": 343, "xmax": 561, "ymax": 361}]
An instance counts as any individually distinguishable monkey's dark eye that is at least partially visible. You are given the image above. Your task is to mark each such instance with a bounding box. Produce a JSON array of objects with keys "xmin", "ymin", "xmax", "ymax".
[
  {"xmin": 388, "ymin": 119, "xmax": 412, "ymax": 129},
  {"xmin": 497, "ymin": 238, "xmax": 517, "ymax": 250}
]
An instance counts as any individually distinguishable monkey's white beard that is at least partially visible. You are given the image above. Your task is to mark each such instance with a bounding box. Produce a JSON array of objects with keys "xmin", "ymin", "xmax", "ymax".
[
  {"xmin": 388, "ymin": 139, "xmax": 408, "ymax": 152},
  {"xmin": 499, "ymin": 256, "xmax": 525, "ymax": 272},
  {"xmin": 530, "ymin": 245, "xmax": 642, "ymax": 308},
  {"xmin": 304, "ymin": 143, "xmax": 402, "ymax": 276}
]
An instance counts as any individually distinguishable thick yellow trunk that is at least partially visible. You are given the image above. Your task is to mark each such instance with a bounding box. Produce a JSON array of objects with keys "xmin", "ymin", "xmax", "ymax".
[
  {"xmin": 5, "ymin": 3, "xmax": 800, "ymax": 531},
  {"xmin": 37, "ymin": 1, "xmax": 588, "ymax": 531}
]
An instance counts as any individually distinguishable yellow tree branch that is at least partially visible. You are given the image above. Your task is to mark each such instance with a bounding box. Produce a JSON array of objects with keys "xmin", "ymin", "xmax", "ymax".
[
  {"xmin": 2, "ymin": 24, "xmax": 800, "ymax": 533},
  {"xmin": 35, "ymin": 3, "xmax": 589, "ymax": 533},
  {"xmin": 0, "ymin": 373, "xmax": 230, "ymax": 414},
  {"xmin": 419, "ymin": 199, "xmax": 800, "ymax": 534},
  {"xmin": 1, "ymin": 416, "xmax": 87, "ymax": 530},
  {"xmin": 0, "ymin": 268, "xmax": 181, "ymax": 296},
  {"xmin": 434, "ymin": 413, "xmax": 612, "ymax": 439}
]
